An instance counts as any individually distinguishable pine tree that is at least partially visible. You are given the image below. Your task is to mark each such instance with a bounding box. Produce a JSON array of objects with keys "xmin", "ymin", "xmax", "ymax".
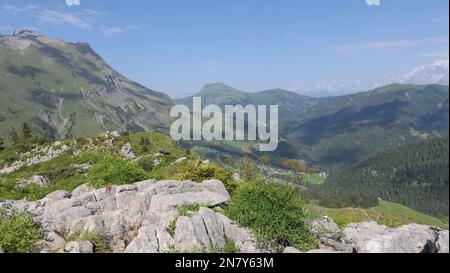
[
  {"xmin": 22, "ymin": 122, "xmax": 32, "ymax": 140},
  {"xmin": 9, "ymin": 127, "xmax": 19, "ymax": 144}
]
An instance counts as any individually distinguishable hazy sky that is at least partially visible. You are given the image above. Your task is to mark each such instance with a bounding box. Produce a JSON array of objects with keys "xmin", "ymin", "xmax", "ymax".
[{"xmin": 0, "ymin": 0, "xmax": 449, "ymax": 97}]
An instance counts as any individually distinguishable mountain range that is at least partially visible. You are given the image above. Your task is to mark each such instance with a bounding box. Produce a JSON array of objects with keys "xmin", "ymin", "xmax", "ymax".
[
  {"xmin": 319, "ymin": 137, "xmax": 449, "ymax": 218},
  {"xmin": 1, "ymin": 30, "xmax": 449, "ymax": 172},
  {"xmin": 296, "ymin": 59, "xmax": 449, "ymax": 97},
  {"xmin": 402, "ymin": 59, "xmax": 449, "ymax": 85},
  {"xmin": 0, "ymin": 29, "xmax": 173, "ymax": 140},
  {"xmin": 180, "ymin": 82, "xmax": 449, "ymax": 170}
]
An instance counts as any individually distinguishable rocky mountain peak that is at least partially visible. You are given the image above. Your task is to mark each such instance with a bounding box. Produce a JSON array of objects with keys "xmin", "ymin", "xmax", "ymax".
[{"xmin": 11, "ymin": 28, "xmax": 40, "ymax": 39}]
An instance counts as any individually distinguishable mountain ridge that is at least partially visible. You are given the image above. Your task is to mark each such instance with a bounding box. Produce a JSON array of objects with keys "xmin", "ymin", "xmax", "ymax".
[{"xmin": 0, "ymin": 29, "xmax": 173, "ymax": 140}]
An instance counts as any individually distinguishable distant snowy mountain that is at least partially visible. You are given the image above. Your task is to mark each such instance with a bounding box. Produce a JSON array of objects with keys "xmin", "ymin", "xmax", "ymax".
[
  {"xmin": 296, "ymin": 78, "xmax": 393, "ymax": 97},
  {"xmin": 297, "ymin": 60, "xmax": 449, "ymax": 97},
  {"xmin": 402, "ymin": 60, "xmax": 449, "ymax": 85}
]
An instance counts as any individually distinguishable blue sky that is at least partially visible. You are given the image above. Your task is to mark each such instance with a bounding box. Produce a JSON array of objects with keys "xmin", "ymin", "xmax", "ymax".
[{"xmin": 0, "ymin": 0, "xmax": 448, "ymax": 97}]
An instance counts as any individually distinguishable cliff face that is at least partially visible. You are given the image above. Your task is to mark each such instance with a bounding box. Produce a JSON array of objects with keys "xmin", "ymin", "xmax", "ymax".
[{"xmin": 0, "ymin": 30, "xmax": 174, "ymax": 139}]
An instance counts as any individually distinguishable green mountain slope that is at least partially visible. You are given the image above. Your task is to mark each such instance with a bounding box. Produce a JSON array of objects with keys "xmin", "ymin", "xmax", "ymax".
[
  {"xmin": 318, "ymin": 138, "xmax": 449, "ymax": 219},
  {"xmin": 320, "ymin": 200, "xmax": 448, "ymax": 229},
  {"xmin": 0, "ymin": 30, "xmax": 173, "ymax": 140},
  {"xmin": 177, "ymin": 82, "xmax": 319, "ymax": 123},
  {"xmin": 177, "ymin": 83, "xmax": 318, "ymax": 164},
  {"xmin": 287, "ymin": 84, "xmax": 449, "ymax": 169},
  {"xmin": 178, "ymin": 83, "xmax": 449, "ymax": 171}
]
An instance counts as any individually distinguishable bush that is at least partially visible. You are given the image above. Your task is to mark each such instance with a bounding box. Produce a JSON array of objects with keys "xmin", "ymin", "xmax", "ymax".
[
  {"xmin": 136, "ymin": 156, "xmax": 154, "ymax": 172},
  {"xmin": 67, "ymin": 230, "xmax": 109, "ymax": 253},
  {"xmin": 178, "ymin": 161, "xmax": 237, "ymax": 195},
  {"xmin": 0, "ymin": 211, "xmax": 44, "ymax": 253},
  {"xmin": 224, "ymin": 237, "xmax": 239, "ymax": 253},
  {"xmin": 226, "ymin": 181, "xmax": 315, "ymax": 251},
  {"xmin": 178, "ymin": 203, "xmax": 201, "ymax": 217},
  {"xmin": 88, "ymin": 155, "xmax": 148, "ymax": 188},
  {"xmin": 239, "ymin": 157, "xmax": 258, "ymax": 183}
]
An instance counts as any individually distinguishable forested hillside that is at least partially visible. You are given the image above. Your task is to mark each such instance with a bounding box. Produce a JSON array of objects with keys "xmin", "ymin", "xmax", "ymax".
[{"xmin": 317, "ymin": 138, "xmax": 449, "ymax": 219}]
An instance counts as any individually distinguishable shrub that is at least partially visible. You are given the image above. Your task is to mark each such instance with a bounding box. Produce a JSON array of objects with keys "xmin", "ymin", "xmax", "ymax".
[
  {"xmin": 167, "ymin": 218, "xmax": 177, "ymax": 237},
  {"xmin": 224, "ymin": 237, "xmax": 239, "ymax": 253},
  {"xmin": 88, "ymin": 155, "xmax": 148, "ymax": 188},
  {"xmin": 239, "ymin": 157, "xmax": 258, "ymax": 183},
  {"xmin": 0, "ymin": 211, "xmax": 44, "ymax": 253},
  {"xmin": 178, "ymin": 203, "xmax": 201, "ymax": 217},
  {"xmin": 67, "ymin": 230, "xmax": 108, "ymax": 253},
  {"xmin": 136, "ymin": 156, "xmax": 154, "ymax": 172},
  {"xmin": 178, "ymin": 161, "xmax": 237, "ymax": 195},
  {"xmin": 226, "ymin": 181, "xmax": 315, "ymax": 251}
]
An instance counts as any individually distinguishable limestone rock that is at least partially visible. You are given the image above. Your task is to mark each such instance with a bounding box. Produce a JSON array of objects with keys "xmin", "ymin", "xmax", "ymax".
[
  {"xmin": 19, "ymin": 175, "xmax": 51, "ymax": 187},
  {"xmin": 283, "ymin": 247, "xmax": 302, "ymax": 253},
  {"xmin": 64, "ymin": 241, "xmax": 95, "ymax": 253},
  {"xmin": 172, "ymin": 157, "xmax": 187, "ymax": 165},
  {"xmin": 120, "ymin": 143, "xmax": 136, "ymax": 160},
  {"xmin": 1, "ymin": 179, "xmax": 234, "ymax": 253},
  {"xmin": 309, "ymin": 216, "xmax": 353, "ymax": 253},
  {"xmin": 343, "ymin": 221, "xmax": 448, "ymax": 253},
  {"xmin": 436, "ymin": 230, "xmax": 449, "ymax": 253}
]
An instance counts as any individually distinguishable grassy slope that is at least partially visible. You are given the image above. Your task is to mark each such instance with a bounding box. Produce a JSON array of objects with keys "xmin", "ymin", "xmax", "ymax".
[
  {"xmin": 320, "ymin": 200, "xmax": 448, "ymax": 229},
  {"xmin": 0, "ymin": 35, "xmax": 173, "ymax": 140},
  {"xmin": 0, "ymin": 132, "xmax": 190, "ymax": 201}
]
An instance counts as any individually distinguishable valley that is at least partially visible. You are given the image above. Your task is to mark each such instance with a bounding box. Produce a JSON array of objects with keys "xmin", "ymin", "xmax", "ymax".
[{"xmin": 0, "ymin": 30, "xmax": 448, "ymax": 254}]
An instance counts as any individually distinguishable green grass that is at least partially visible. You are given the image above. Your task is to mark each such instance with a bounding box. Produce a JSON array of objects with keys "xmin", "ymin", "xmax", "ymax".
[
  {"xmin": 167, "ymin": 218, "xmax": 177, "ymax": 237},
  {"xmin": 0, "ymin": 151, "xmax": 102, "ymax": 201},
  {"xmin": 226, "ymin": 181, "xmax": 316, "ymax": 251},
  {"xmin": 320, "ymin": 200, "xmax": 448, "ymax": 229},
  {"xmin": 178, "ymin": 203, "xmax": 201, "ymax": 217},
  {"xmin": 87, "ymin": 155, "xmax": 148, "ymax": 188},
  {"xmin": 224, "ymin": 237, "xmax": 240, "ymax": 253},
  {"xmin": 305, "ymin": 174, "xmax": 326, "ymax": 185},
  {"xmin": 321, "ymin": 207, "xmax": 372, "ymax": 228},
  {"xmin": 66, "ymin": 230, "xmax": 109, "ymax": 253},
  {"xmin": 114, "ymin": 131, "xmax": 188, "ymax": 159},
  {"xmin": 0, "ymin": 210, "xmax": 44, "ymax": 253},
  {"xmin": 367, "ymin": 201, "xmax": 448, "ymax": 229}
]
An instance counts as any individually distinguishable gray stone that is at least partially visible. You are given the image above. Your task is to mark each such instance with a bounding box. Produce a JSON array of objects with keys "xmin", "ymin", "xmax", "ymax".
[
  {"xmin": 217, "ymin": 213, "xmax": 259, "ymax": 253},
  {"xmin": 436, "ymin": 230, "xmax": 449, "ymax": 253},
  {"xmin": 125, "ymin": 226, "xmax": 161, "ymax": 253},
  {"xmin": 64, "ymin": 241, "xmax": 95, "ymax": 253},
  {"xmin": 172, "ymin": 157, "xmax": 188, "ymax": 165},
  {"xmin": 309, "ymin": 216, "xmax": 353, "ymax": 253},
  {"xmin": 174, "ymin": 216, "xmax": 202, "ymax": 252},
  {"xmin": 283, "ymin": 247, "xmax": 302, "ymax": 253},
  {"xmin": 120, "ymin": 143, "xmax": 136, "ymax": 160},
  {"xmin": 343, "ymin": 222, "xmax": 447, "ymax": 253},
  {"xmin": 4, "ymin": 179, "xmax": 234, "ymax": 253}
]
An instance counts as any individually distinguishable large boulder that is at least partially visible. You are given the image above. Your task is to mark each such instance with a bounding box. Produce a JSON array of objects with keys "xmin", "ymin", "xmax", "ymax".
[
  {"xmin": 308, "ymin": 216, "xmax": 354, "ymax": 253},
  {"xmin": 120, "ymin": 143, "xmax": 136, "ymax": 160},
  {"xmin": 171, "ymin": 207, "xmax": 259, "ymax": 253},
  {"xmin": 64, "ymin": 241, "xmax": 95, "ymax": 253},
  {"xmin": 0, "ymin": 179, "xmax": 243, "ymax": 253},
  {"xmin": 343, "ymin": 221, "xmax": 449, "ymax": 253}
]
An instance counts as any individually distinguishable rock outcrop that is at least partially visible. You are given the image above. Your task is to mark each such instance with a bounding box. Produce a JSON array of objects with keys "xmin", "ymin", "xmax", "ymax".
[
  {"xmin": 0, "ymin": 179, "xmax": 259, "ymax": 253},
  {"xmin": 120, "ymin": 143, "xmax": 136, "ymax": 160},
  {"xmin": 306, "ymin": 218, "xmax": 449, "ymax": 254},
  {"xmin": 1, "ymin": 177, "xmax": 448, "ymax": 254},
  {"xmin": 308, "ymin": 216, "xmax": 354, "ymax": 253},
  {"xmin": 343, "ymin": 221, "xmax": 449, "ymax": 253},
  {"xmin": 0, "ymin": 143, "xmax": 71, "ymax": 175}
]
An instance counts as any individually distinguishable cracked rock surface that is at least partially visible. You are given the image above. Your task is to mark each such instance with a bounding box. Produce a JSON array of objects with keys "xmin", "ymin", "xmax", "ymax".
[{"xmin": 0, "ymin": 179, "xmax": 259, "ymax": 253}]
